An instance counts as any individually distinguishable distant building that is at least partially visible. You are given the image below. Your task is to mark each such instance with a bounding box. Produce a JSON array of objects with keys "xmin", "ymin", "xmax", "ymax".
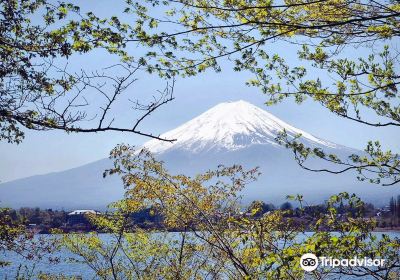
[{"xmin": 67, "ymin": 209, "xmax": 100, "ymax": 226}]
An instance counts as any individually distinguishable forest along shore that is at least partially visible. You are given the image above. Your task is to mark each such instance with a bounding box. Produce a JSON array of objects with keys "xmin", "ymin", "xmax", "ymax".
[{"xmin": 6, "ymin": 196, "xmax": 400, "ymax": 234}]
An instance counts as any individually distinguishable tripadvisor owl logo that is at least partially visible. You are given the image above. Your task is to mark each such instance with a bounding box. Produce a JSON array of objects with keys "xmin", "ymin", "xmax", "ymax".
[{"xmin": 300, "ymin": 253, "xmax": 319, "ymax": 272}]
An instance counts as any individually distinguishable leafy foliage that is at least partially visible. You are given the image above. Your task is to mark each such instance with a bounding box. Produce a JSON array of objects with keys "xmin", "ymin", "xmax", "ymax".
[
  {"xmin": 276, "ymin": 130, "xmax": 400, "ymax": 186},
  {"xmin": 58, "ymin": 146, "xmax": 399, "ymax": 279},
  {"xmin": 0, "ymin": 0, "xmax": 174, "ymax": 143},
  {"xmin": 0, "ymin": 208, "xmax": 59, "ymax": 271}
]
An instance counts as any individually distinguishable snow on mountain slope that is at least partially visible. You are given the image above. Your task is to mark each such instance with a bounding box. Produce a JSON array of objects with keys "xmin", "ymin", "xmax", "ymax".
[{"xmin": 144, "ymin": 100, "xmax": 339, "ymax": 154}]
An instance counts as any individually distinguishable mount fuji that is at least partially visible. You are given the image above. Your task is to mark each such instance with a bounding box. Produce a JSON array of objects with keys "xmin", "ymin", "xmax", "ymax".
[
  {"xmin": 144, "ymin": 100, "xmax": 340, "ymax": 153},
  {"xmin": 0, "ymin": 101, "xmax": 395, "ymax": 208}
]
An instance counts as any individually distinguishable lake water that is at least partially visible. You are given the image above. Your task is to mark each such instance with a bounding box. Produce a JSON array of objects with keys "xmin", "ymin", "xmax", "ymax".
[{"xmin": 1, "ymin": 232, "xmax": 399, "ymax": 279}]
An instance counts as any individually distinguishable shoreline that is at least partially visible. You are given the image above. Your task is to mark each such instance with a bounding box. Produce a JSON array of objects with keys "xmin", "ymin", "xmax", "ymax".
[{"xmin": 27, "ymin": 228, "xmax": 400, "ymax": 234}]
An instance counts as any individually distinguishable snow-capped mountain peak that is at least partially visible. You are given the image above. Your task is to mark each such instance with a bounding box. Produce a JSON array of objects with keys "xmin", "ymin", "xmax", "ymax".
[
  {"xmin": 2, "ymin": 100, "xmax": 390, "ymax": 210},
  {"xmin": 143, "ymin": 100, "xmax": 338, "ymax": 154}
]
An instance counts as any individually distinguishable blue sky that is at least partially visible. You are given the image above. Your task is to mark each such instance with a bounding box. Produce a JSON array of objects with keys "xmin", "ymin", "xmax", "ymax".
[
  {"xmin": 0, "ymin": 1, "xmax": 399, "ymax": 183},
  {"xmin": 1, "ymin": 66, "xmax": 398, "ymax": 182}
]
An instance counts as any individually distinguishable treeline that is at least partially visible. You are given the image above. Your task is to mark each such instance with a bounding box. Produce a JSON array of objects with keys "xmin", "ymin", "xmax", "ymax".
[
  {"xmin": 3, "ymin": 195, "xmax": 400, "ymax": 233},
  {"xmin": 385, "ymin": 195, "xmax": 400, "ymax": 228},
  {"xmin": 247, "ymin": 200, "xmax": 376, "ymax": 222},
  {"xmin": 249, "ymin": 196, "xmax": 400, "ymax": 228},
  {"xmin": 2, "ymin": 207, "xmax": 163, "ymax": 233},
  {"xmin": 389, "ymin": 195, "xmax": 400, "ymax": 218},
  {"xmin": 248, "ymin": 200, "xmax": 376, "ymax": 216},
  {"xmin": 6, "ymin": 208, "xmax": 68, "ymax": 228}
]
